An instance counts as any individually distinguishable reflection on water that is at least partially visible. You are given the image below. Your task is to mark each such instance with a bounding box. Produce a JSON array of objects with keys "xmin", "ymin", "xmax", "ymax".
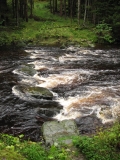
[{"xmin": 0, "ymin": 46, "xmax": 120, "ymax": 140}]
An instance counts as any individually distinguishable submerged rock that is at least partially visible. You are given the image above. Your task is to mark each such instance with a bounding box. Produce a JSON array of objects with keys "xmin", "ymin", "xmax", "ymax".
[
  {"xmin": 75, "ymin": 115, "xmax": 103, "ymax": 135},
  {"xmin": 14, "ymin": 85, "xmax": 53, "ymax": 100},
  {"xmin": 42, "ymin": 120, "xmax": 79, "ymax": 145},
  {"xmin": 24, "ymin": 86, "xmax": 53, "ymax": 100},
  {"xmin": 20, "ymin": 64, "xmax": 36, "ymax": 76}
]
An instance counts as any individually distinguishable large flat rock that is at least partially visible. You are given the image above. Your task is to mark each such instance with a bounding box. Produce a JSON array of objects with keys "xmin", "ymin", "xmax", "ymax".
[{"xmin": 42, "ymin": 120, "xmax": 79, "ymax": 145}]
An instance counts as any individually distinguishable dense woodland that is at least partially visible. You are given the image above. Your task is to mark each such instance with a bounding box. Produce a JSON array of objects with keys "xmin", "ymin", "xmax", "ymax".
[{"xmin": 0, "ymin": 0, "xmax": 120, "ymax": 44}]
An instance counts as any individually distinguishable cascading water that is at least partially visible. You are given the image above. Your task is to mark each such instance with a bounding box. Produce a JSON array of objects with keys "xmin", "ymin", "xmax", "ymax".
[{"xmin": 0, "ymin": 46, "xmax": 120, "ymax": 141}]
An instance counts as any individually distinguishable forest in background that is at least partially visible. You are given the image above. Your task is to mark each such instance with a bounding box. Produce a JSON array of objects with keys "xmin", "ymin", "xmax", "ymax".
[{"xmin": 0, "ymin": 0, "xmax": 120, "ymax": 46}]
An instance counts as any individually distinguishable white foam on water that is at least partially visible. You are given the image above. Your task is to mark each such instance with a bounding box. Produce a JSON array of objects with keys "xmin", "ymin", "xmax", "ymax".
[
  {"xmin": 96, "ymin": 107, "xmax": 115, "ymax": 124},
  {"xmin": 13, "ymin": 69, "xmax": 29, "ymax": 77},
  {"xmin": 53, "ymin": 95, "xmax": 93, "ymax": 121},
  {"xmin": 24, "ymin": 50, "xmax": 34, "ymax": 53},
  {"xmin": 19, "ymin": 78, "xmax": 38, "ymax": 85},
  {"xmin": 12, "ymin": 86, "xmax": 33, "ymax": 101},
  {"xmin": 35, "ymin": 65, "xmax": 48, "ymax": 71},
  {"xmin": 30, "ymin": 53, "xmax": 38, "ymax": 59},
  {"xmin": 12, "ymin": 48, "xmax": 120, "ymax": 124},
  {"xmin": 35, "ymin": 73, "xmax": 84, "ymax": 89},
  {"xmin": 30, "ymin": 61, "xmax": 49, "ymax": 70},
  {"xmin": 53, "ymin": 88, "xmax": 120, "ymax": 123},
  {"xmin": 59, "ymin": 55, "xmax": 84, "ymax": 63},
  {"xmin": 30, "ymin": 53, "xmax": 46, "ymax": 59},
  {"xmin": 54, "ymin": 110, "xmax": 82, "ymax": 121}
]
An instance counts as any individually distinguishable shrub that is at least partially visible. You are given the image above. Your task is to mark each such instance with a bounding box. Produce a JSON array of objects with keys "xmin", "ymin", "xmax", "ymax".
[
  {"xmin": 95, "ymin": 21, "xmax": 115, "ymax": 44},
  {"xmin": 73, "ymin": 123, "xmax": 120, "ymax": 160}
]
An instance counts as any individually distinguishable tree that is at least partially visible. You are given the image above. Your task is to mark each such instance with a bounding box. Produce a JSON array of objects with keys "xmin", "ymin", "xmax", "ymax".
[
  {"xmin": 29, "ymin": 0, "xmax": 34, "ymax": 17},
  {"xmin": 0, "ymin": 0, "xmax": 7, "ymax": 10},
  {"xmin": 63, "ymin": 0, "xmax": 66, "ymax": 18},
  {"xmin": 83, "ymin": 0, "xmax": 87, "ymax": 26},
  {"xmin": 78, "ymin": 0, "xmax": 81, "ymax": 26},
  {"xmin": 15, "ymin": 0, "xmax": 19, "ymax": 26},
  {"xmin": 60, "ymin": 0, "xmax": 63, "ymax": 16}
]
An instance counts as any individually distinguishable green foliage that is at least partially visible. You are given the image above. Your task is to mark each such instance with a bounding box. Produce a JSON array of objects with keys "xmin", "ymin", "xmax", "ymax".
[
  {"xmin": 0, "ymin": 134, "xmax": 71, "ymax": 160},
  {"xmin": 20, "ymin": 142, "xmax": 70, "ymax": 160},
  {"xmin": 0, "ymin": 134, "xmax": 21, "ymax": 146},
  {"xmin": 20, "ymin": 142, "xmax": 47, "ymax": 160},
  {"xmin": 0, "ymin": 32, "xmax": 10, "ymax": 46},
  {"xmin": 95, "ymin": 22, "xmax": 115, "ymax": 44},
  {"xmin": 112, "ymin": 22, "xmax": 120, "ymax": 43},
  {"xmin": 0, "ymin": 1, "xmax": 96, "ymax": 47},
  {"xmin": 0, "ymin": 0, "xmax": 120, "ymax": 46},
  {"xmin": 73, "ymin": 122, "xmax": 120, "ymax": 160},
  {"xmin": 0, "ymin": 134, "xmax": 26, "ymax": 160},
  {"xmin": 47, "ymin": 145, "xmax": 69, "ymax": 160},
  {"xmin": 1, "ymin": 123, "xmax": 120, "ymax": 160}
]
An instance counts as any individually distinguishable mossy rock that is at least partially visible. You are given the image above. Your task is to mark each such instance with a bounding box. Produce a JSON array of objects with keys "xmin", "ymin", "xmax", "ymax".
[
  {"xmin": 20, "ymin": 64, "xmax": 36, "ymax": 76},
  {"xmin": 24, "ymin": 86, "xmax": 53, "ymax": 100},
  {"xmin": 42, "ymin": 120, "xmax": 79, "ymax": 146}
]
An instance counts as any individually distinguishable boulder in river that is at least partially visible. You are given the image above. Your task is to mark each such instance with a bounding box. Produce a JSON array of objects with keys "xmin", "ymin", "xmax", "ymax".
[
  {"xmin": 20, "ymin": 64, "xmax": 36, "ymax": 76},
  {"xmin": 24, "ymin": 86, "xmax": 53, "ymax": 100},
  {"xmin": 75, "ymin": 115, "xmax": 103, "ymax": 135},
  {"xmin": 14, "ymin": 85, "xmax": 53, "ymax": 100}
]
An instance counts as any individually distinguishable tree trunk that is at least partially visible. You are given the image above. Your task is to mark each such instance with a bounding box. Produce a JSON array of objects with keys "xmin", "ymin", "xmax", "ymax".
[
  {"xmin": 30, "ymin": 0, "xmax": 34, "ymax": 17},
  {"xmin": 60, "ymin": 0, "xmax": 63, "ymax": 16},
  {"xmin": 54, "ymin": 0, "xmax": 57, "ymax": 13},
  {"xmin": 24, "ymin": 0, "xmax": 28, "ymax": 22},
  {"xmin": 12, "ymin": 0, "xmax": 15, "ymax": 18},
  {"xmin": 52, "ymin": 0, "xmax": 55, "ymax": 13},
  {"xmin": 70, "ymin": 0, "xmax": 74, "ymax": 23},
  {"xmin": 49, "ymin": 0, "xmax": 52, "ymax": 13},
  {"xmin": 92, "ymin": 0, "xmax": 96, "ymax": 24},
  {"xmin": 63, "ymin": 0, "xmax": 66, "ymax": 18},
  {"xmin": 68, "ymin": 0, "xmax": 71, "ymax": 16},
  {"xmin": 83, "ymin": 0, "xmax": 87, "ymax": 25},
  {"xmin": 15, "ymin": 0, "xmax": 19, "ymax": 26},
  {"xmin": 78, "ymin": 0, "xmax": 81, "ymax": 26},
  {"xmin": 0, "ymin": 0, "xmax": 7, "ymax": 10}
]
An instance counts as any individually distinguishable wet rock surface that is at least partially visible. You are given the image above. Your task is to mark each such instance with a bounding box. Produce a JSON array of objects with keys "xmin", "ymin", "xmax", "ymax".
[
  {"xmin": 18, "ymin": 64, "xmax": 36, "ymax": 76},
  {"xmin": 19, "ymin": 85, "xmax": 53, "ymax": 100},
  {"xmin": 75, "ymin": 115, "xmax": 103, "ymax": 135},
  {"xmin": 42, "ymin": 120, "xmax": 79, "ymax": 145}
]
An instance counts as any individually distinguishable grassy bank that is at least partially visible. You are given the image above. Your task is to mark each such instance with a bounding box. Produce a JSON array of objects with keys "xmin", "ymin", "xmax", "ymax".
[
  {"xmin": 0, "ymin": 122, "xmax": 120, "ymax": 160},
  {"xmin": 73, "ymin": 122, "xmax": 120, "ymax": 160},
  {"xmin": 0, "ymin": 1, "xmax": 96, "ymax": 47},
  {"xmin": 0, "ymin": 133, "xmax": 79, "ymax": 160}
]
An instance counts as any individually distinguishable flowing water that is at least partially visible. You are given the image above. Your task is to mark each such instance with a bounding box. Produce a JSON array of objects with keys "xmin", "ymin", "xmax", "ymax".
[{"xmin": 0, "ymin": 46, "xmax": 120, "ymax": 141}]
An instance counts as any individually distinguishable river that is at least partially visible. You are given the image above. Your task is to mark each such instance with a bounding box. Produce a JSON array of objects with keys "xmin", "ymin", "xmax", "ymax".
[{"xmin": 0, "ymin": 46, "xmax": 120, "ymax": 141}]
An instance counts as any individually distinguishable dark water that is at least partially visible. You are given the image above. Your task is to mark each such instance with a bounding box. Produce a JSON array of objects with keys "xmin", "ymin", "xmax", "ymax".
[{"xmin": 0, "ymin": 46, "xmax": 120, "ymax": 141}]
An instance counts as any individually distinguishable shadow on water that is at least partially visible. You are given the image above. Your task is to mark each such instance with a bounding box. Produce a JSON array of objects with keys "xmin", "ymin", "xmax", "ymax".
[{"xmin": 0, "ymin": 46, "xmax": 120, "ymax": 141}]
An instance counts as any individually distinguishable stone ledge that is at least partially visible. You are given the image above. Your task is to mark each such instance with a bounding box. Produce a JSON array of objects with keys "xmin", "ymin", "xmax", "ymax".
[{"xmin": 42, "ymin": 119, "xmax": 79, "ymax": 146}]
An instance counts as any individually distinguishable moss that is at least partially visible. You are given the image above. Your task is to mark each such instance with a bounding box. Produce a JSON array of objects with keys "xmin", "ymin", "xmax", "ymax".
[
  {"xmin": 20, "ymin": 64, "xmax": 36, "ymax": 76},
  {"xmin": 26, "ymin": 86, "xmax": 53, "ymax": 96},
  {"xmin": 0, "ymin": 148, "xmax": 27, "ymax": 160}
]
